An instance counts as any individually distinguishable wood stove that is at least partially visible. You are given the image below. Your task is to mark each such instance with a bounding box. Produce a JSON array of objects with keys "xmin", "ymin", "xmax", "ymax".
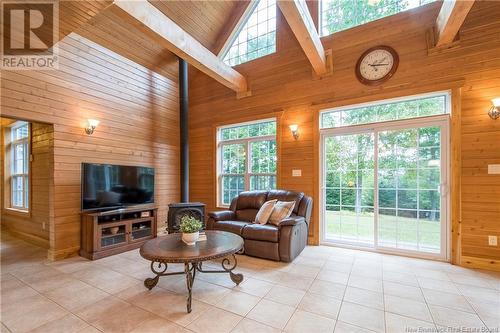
[
  {"xmin": 166, "ymin": 59, "xmax": 206, "ymax": 233},
  {"xmin": 167, "ymin": 202, "xmax": 205, "ymax": 233}
]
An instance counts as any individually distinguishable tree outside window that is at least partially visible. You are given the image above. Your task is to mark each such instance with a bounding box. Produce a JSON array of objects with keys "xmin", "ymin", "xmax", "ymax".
[
  {"xmin": 322, "ymin": 94, "xmax": 447, "ymax": 251},
  {"xmin": 320, "ymin": 0, "xmax": 435, "ymax": 36},
  {"xmin": 218, "ymin": 120, "xmax": 277, "ymax": 206},
  {"xmin": 222, "ymin": 0, "xmax": 277, "ymax": 66}
]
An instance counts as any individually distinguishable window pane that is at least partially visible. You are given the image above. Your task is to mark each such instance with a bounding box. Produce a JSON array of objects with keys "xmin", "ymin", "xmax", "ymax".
[
  {"xmin": 219, "ymin": 120, "xmax": 277, "ymax": 206},
  {"xmin": 13, "ymin": 143, "xmax": 25, "ymax": 174},
  {"xmin": 250, "ymin": 139, "xmax": 276, "ymax": 173},
  {"xmin": 222, "ymin": 144, "xmax": 246, "ymax": 174},
  {"xmin": 324, "ymin": 133, "xmax": 375, "ymax": 245},
  {"xmin": 13, "ymin": 124, "xmax": 28, "ymax": 140},
  {"xmin": 320, "ymin": 0, "xmax": 435, "ymax": 36},
  {"xmin": 223, "ymin": 0, "xmax": 276, "ymax": 66},
  {"xmin": 220, "ymin": 121, "xmax": 276, "ymax": 141},
  {"xmin": 12, "ymin": 176, "xmax": 24, "ymax": 207},
  {"xmin": 9, "ymin": 123, "xmax": 29, "ymax": 210},
  {"xmin": 321, "ymin": 95, "xmax": 447, "ymax": 129},
  {"xmin": 378, "ymin": 126, "xmax": 442, "ymax": 253},
  {"xmin": 222, "ymin": 176, "xmax": 245, "ymax": 205},
  {"xmin": 250, "ymin": 175, "xmax": 276, "ymax": 191}
]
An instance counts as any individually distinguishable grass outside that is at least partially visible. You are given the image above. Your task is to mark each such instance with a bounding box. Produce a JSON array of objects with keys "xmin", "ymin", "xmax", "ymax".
[{"xmin": 325, "ymin": 210, "xmax": 441, "ymax": 252}]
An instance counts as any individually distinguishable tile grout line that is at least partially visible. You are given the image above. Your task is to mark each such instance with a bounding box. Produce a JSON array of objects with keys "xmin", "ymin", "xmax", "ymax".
[
  {"xmin": 422, "ymin": 270, "xmax": 498, "ymax": 330},
  {"xmin": 4, "ymin": 272, "xmax": 105, "ymax": 333},
  {"xmin": 332, "ymin": 252, "xmax": 354, "ymax": 333},
  {"xmin": 3, "ymin": 240, "xmax": 499, "ymax": 333},
  {"xmin": 279, "ymin": 256, "xmax": 328, "ymax": 332},
  {"xmin": 446, "ymin": 272, "xmax": 495, "ymax": 331},
  {"xmin": 36, "ymin": 259, "xmax": 217, "ymax": 332}
]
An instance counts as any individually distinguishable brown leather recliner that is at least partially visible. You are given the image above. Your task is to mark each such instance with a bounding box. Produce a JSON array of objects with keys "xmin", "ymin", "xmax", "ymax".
[{"xmin": 207, "ymin": 190, "xmax": 313, "ymax": 262}]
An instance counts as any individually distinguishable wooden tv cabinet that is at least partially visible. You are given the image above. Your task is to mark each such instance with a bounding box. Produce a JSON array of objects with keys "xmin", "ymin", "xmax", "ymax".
[{"xmin": 80, "ymin": 205, "xmax": 158, "ymax": 260}]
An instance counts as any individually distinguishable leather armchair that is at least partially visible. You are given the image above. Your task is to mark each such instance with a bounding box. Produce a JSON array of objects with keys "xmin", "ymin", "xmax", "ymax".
[
  {"xmin": 207, "ymin": 210, "xmax": 236, "ymax": 226},
  {"xmin": 279, "ymin": 216, "xmax": 305, "ymax": 227},
  {"xmin": 207, "ymin": 190, "xmax": 313, "ymax": 262}
]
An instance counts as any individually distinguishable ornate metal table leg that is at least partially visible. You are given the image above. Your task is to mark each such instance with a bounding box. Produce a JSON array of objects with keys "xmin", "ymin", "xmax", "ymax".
[
  {"xmin": 222, "ymin": 254, "xmax": 244, "ymax": 285},
  {"xmin": 184, "ymin": 262, "xmax": 195, "ymax": 313},
  {"xmin": 195, "ymin": 254, "xmax": 244, "ymax": 286},
  {"xmin": 144, "ymin": 261, "xmax": 168, "ymax": 290}
]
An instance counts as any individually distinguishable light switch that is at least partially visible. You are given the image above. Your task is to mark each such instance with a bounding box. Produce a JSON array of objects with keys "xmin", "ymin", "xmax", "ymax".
[
  {"xmin": 488, "ymin": 164, "xmax": 500, "ymax": 174},
  {"xmin": 292, "ymin": 169, "xmax": 302, "ymax": 177}
]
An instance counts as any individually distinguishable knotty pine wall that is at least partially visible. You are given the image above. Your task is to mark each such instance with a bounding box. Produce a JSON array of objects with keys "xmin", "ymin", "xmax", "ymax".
[
  {"xmin": 0, "ymin": 120, "xmax": 53, "ymax": 248},
  {"xmin": 1, "ymin": 34, "xmax": 180, "ymax": 259},
  {"xmin": 189, "ymin": 1, "xmax": 500, "ymax": 268}
]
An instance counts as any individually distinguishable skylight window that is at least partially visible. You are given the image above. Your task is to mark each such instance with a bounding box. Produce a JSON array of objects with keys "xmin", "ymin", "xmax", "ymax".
[
  {"xmin": 319, "ymin": 0, "xmax": 435, "ymax": 37},
  {"xmin": 222, "ymin": 0, "xmax": 277, "ymax": 66}
]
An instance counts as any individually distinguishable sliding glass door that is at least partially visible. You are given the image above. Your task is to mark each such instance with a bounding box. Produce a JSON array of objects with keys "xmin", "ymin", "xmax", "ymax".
[
  {"xmin": 320, "ymin": 92, "xmax": 449, "ymax": 259},
  {"xmin": 324, "ymin": 132, "xmax": 375, "ymax": 246},
  {"xmin": 377, "ymin": 125, "xmax": 444, "ymax": 254}
]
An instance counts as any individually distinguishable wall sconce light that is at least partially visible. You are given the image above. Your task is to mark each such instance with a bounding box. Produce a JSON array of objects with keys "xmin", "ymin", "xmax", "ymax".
[
  {"xmin": 488, "ymin": 98, "xmax": 500, "ymax": 120},
  {"xmin": 85, "ymin": 119, "xmax": 100, "ymax": 135},
  {"xmin": 289, "ymin": 124, "xmax": 299, "ymax": 140}
]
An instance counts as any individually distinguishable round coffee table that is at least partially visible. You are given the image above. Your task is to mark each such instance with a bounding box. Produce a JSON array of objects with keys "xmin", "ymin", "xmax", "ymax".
[{"xmin": 139, "ymin": 230, "xmax": 244, "ymax": 313}]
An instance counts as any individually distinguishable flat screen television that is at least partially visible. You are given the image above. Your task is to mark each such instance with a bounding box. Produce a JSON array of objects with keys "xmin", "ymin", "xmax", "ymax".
[{"xmin": 81, "ymin": 163, "xmax": 154, "ymax": 211}]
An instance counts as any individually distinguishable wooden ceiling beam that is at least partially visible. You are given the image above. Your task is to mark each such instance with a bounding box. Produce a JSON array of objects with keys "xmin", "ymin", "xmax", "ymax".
[
  {"xmin": 113, "ymin": 0, "xmax": 248, "ymax": 94},
  {"xmin": 277, "ymin": 0, "xmax": 328, "ymax": 75},
  {"xmin": 435, "ymin": 0, "xmax": 475, "ymax": 47}
]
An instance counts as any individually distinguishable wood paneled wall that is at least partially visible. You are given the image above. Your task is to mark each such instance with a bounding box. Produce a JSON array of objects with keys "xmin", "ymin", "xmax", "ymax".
[
  {"xmin": 1, "ymin": 34, "xmax": 180, "ymax": 259},
  {"xmin": 0, "ymin": 120, "xmax": 53, "ymax": 248},
  {"xmin": 189, "ymin": 1, "xmax": 500, "ymax": 267},
  {"xmin": 460, "ymin": 80, "xmax": 500, "ymax": 267}
]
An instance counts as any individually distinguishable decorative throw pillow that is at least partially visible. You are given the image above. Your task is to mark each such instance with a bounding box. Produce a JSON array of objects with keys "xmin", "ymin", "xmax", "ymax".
[
  {"xmin": 254, "ymin": 199, "xmax": 277, "ymax": 225},
  {"xmin": 268, "ymin": 201, "xmax": 295, "ymax": 226}
]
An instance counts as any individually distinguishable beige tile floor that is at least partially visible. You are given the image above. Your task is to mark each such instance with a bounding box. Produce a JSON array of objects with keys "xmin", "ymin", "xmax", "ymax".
[{"xmin": 1, "ymin": 230, "xmax": 499, "ymax": 333}]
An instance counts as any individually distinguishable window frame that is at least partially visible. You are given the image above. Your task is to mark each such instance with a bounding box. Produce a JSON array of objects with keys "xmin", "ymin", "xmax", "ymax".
[
  {"xmin": 216, "ymin": 118, "xmax": 277, "ymax": 208},
  {"xmin": 319, "ymin": 91, "xmax": 451, "ymax": 261},
  {"xmin": 219, "ymin": 0, "xmax": 278, "ymax": 67},
  {"xmin": 320, "ymin": 90, "xmax": 452, "ymax": 130},
  {"xmin": 3, "ymin": 121, "xmax": 31, "ymax": 213}
]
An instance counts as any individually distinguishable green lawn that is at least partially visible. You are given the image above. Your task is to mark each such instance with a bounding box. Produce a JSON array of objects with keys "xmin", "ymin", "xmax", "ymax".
[{"xmin": 325, "ymin": 210, "xmax": 441, "ymax": 252}]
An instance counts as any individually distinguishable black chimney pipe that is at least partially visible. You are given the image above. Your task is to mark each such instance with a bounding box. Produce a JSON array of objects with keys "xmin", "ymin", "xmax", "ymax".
[{"xmin": 179, "ymin": 58, "xmax": 189, "ymax": 203}]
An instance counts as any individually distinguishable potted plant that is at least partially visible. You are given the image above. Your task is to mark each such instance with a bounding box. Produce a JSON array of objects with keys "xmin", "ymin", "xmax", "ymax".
[{"xmin": 180, "ymin": 215, "xmax": 203, "ymax": 245}]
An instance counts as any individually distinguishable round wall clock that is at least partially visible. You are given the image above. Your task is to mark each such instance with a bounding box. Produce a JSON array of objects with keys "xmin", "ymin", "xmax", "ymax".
[{"xmin": 355, "ymin": 45, "xmax": 399, "ymax": 86}]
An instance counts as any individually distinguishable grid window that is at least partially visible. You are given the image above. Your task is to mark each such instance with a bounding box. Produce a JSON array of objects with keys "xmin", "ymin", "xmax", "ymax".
[
  {"xmin": 322, "ymin": 92, "xmax": 448, "ymax": 255},
  {"xmin": 7, "ymin": 122, "xmax": 30, "ymax": 210},
  {"xmin": 377, "ymin": 126, "xmax": 441, "ymax": 252},
  {"xmin": 321, "ymin": 94, "xmax": 447, "ymax": 129},
  {"xmin": 218, "ymin": 120, "xmax": 277, "ymax": 206},
  {"xmin": 319, "ymin": 0, "xmax": 435, "ymax": 37},
  {"xmin": 222, "ymin": 0, "xmax": 277, "ymax": 66},
  {"xmin": 324, "ymin": 133, "xmax": 375, "ymax": 244}
]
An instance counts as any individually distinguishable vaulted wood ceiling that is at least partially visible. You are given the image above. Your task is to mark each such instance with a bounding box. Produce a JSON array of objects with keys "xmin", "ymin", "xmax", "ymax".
[
  {"xmin": 148, "ymin": 0, "xmax": 242, "ymax": 52},
  {"xmin": 76, "ymin": 4, "xmax": 179, "ymax": 80},
  {"xmin": 68, "ymin": 0, "xmax": 247, "ymax": 81},
  {"xmin": 59, "ymin": 0, "xmax": 113, "ymax": 40},
  {"xmin": 62, "ymin": 0, "xmax": 475, "ymax": 88},
  {"xmin": 12, "ymin": 0, "xmax": 112, "ymax": 48}
]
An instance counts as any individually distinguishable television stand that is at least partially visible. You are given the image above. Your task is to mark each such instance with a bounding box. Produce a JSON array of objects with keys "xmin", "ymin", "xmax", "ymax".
[{"xmin": 80, "ymin": 204, "xmax": 158, "ymax": 260}]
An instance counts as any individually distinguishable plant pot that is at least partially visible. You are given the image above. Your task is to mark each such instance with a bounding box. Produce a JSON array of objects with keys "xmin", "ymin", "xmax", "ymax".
[
  {"xmin": 182, "ymin": 231, "xmax": 199, "ymax": 246},
  {"xmin": 109, "ymin": 227, "xmax": 120, "ymax": 235}
]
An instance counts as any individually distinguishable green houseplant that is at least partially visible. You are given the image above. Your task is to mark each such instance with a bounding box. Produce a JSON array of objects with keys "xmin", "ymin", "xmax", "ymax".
[{"xmin": 180, "ymin": 215, "xmax": 203, "ymax": 245}]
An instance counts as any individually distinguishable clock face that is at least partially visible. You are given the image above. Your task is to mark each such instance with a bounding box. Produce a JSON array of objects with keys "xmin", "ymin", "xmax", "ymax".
[{"xmin": 356, "ymin": 46, "xmax": 399, "ymax": 85}]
